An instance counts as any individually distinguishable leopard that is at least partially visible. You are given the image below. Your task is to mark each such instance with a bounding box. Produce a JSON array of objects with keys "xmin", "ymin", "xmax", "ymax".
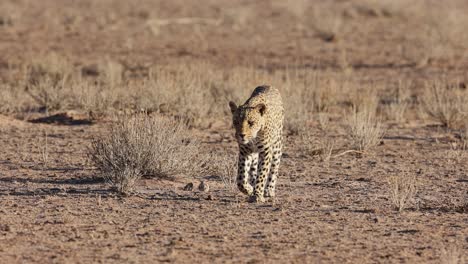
[{"xmin": 229, "ymin": 85, "xmax": 284, "ymax": 203}]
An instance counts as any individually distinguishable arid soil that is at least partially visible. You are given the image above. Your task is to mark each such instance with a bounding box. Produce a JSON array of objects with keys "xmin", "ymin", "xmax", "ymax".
[{"xmin": 0, "ymin": 1, "xmax": 467, "ymax": 263}]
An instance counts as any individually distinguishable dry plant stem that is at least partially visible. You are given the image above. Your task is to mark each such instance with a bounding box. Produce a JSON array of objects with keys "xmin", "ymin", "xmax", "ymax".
[
  {"xmin": 41, "ymin": 130, "xmax": 48, "ymax": 168},
  {"xmin": 387, "ymin": 172, "xmax": 418, "ymax": 212},
  {"xmin": 348, "ymin": 109, "xmax": 384, "ymax": 152}
]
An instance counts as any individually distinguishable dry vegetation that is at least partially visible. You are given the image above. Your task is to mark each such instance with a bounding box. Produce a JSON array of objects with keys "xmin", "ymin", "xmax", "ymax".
[
  {"xmin": 420, "ymin": 77, "xmax": 468, "ymax": 129},
  {"xmin": 89, "ymin": 113, "xmax": 206, "ymax": 194},
  {"xmin": 387, "ymin": 171, "xmax": 419, "ymax": 212},
  {"xmin": 0, "ymin": 0, "xmax": 467, "ymax": 263},
  {"xmin": 348, "ymin": 109, "xmax": 384, "ymax": 152}
]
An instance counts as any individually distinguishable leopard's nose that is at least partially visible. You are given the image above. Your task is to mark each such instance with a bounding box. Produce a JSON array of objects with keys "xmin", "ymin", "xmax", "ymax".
[{"xmin": 239, "ymin": 133, "xmax": 246, "ymax": 139}]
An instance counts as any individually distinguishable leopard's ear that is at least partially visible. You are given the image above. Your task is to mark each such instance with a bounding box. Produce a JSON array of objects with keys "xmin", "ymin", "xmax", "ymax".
[
  {"xmin": 229, "ymin": 101, "xmax": 238, "ymax": 114},
  {"xmin": 255, "ymin": 103, "xmax": 266, "ymax": 116}
]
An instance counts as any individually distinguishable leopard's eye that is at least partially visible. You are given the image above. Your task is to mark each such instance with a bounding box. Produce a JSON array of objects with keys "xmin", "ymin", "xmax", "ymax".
[{"xmin": 248, "ymin": 120, "xmax": 254, "ymax": 127}]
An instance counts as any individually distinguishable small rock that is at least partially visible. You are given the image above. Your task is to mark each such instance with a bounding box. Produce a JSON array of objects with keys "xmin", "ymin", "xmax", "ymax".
[
  {"xmin": 0, "ymin": 224, "xmax": 11, "ymax": 232},
  {"xmin": 198, "ymin": 181, "xmax": 209, "ymax": 192},
  {"xmin": 183, "ymin": 183, "xmax": 194, "ymax": 191}
]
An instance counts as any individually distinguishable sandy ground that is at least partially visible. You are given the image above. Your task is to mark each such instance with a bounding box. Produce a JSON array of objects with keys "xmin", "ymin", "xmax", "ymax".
[
  {"xmin": 0, "ymin": 0, "xmax": 467, "ymax": 263},
  {"xmin": 0, "ymin": 115, "xmax": 466, "ymax": 263}
]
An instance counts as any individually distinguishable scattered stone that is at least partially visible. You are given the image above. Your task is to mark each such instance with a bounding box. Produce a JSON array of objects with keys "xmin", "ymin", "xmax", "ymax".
[
  {"xmin": 183, "ymin": 182, "xmax": 194, "ymax": 191},
  {"xmin": 0, "ymin": 224, "xmax": 11, "ymax": 232},
  {"xmin": 198, "ymin": 181, "xmax": 209, "ymax": 192}
]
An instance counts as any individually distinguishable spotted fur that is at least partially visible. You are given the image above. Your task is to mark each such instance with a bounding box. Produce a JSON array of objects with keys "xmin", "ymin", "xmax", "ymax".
[{"xmin": 229, "ymin": 85, "xmax": 284, "ymax": 202}]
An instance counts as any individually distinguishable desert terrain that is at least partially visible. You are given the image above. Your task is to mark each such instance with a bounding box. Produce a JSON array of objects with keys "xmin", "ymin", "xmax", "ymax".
[{"xmin": 0, "ymin": 0, "xmax": 467, "ymax": 263}]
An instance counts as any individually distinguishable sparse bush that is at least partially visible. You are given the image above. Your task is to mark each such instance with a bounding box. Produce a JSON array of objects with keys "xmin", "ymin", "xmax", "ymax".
[
  {"xmin": 24, "ymin": 53, "xmax": 73, "ymax": 87},
  {"xmin": 25, "ymin": 76, "xmax": 71, "ymax": 112},
  {"xmin": 21, "ymin": 53, "xmax": 75, "ymax": 112},
  {"xmin": 88, "ymin": 113, "xmax": 207, "ymax": 194},
  {"xmin": 420, "ymin": 78, "xmax": 468, "ymax": 129},
  {"xmin": 348, "ymin": 109, "xmax": 384, "ymax": 152},
  {"xmin": 387, "ymin": 171, "xmax": 418, "ymax": 212}
]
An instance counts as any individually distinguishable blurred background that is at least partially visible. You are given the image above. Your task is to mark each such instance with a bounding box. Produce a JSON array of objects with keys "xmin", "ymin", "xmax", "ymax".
[
  {"xmin": 1, "ymin": 0, "xmax": 467, "ymax": 69},
  {"xmin": 0, "ymin": 0, "xmax": 467, "ymax": 127}
]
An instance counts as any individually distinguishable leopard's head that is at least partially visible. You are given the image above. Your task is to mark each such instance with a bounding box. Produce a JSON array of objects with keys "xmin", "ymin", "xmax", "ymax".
[{"xmin": 229, "ymin": 101, "xmax": 266, "ymax": 144}]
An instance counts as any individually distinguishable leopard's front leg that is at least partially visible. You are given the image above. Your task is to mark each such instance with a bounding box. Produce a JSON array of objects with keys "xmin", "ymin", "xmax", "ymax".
[
  {"xmin": 249, "ymin": 153, "xmax": 258, "ymax": 187},
  {"xmin": 265, "ymin": 139, "xmax": 282, "ymax": 198},
  {"xmin": 250, "ymin": 144, "xmax": 272, "ymax": 203},
  {"xmin": 236, "ymin": 145, "xmax": 254, "ymax": 195}
]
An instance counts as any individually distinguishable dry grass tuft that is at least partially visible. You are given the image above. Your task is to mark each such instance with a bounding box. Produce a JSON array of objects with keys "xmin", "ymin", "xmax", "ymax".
[
  {"xmin": 387, "ymin": 171, "xmax": 418, "ymax": 212},
  {"xmin": 420, "ymin": 78, "xmax": 468, "ymax": 129},
  {"xmin": 318, "ymin": 138, "xmax": 335, "ymax": 167},
  {"xmin": 88, "ymin": 113, "xmax": 206, "ymax": 194},
  {"xmin": 348, "ymin": 109, "xmax": 384, "ymax": 152}
]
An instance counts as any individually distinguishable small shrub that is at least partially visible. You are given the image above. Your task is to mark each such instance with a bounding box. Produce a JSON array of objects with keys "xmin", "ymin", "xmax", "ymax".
[
  {"xmin": 23, "ymin": 53, "xmax": 74, "ymax": 112},
  {"xmin": 387, "ymin": 171, "xmax": 418, "ymax": 212},
  {"xmin": 25, "ymin": 76, "xmax": 70, "ymax": 112},
  {"xmin": 88, "ymin": 113, "xmax": 206, "ymax": 194},
  {"xmin": 348, "ymin": 109, "xmax": 384, "ymax": 152},
  {"xmin": 24, "ymin": 53, "xmax": 73, "ymax": 87},
  {"xmin": 420, "ymin": 78, "xmax": 468, "ymax": 129}
]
